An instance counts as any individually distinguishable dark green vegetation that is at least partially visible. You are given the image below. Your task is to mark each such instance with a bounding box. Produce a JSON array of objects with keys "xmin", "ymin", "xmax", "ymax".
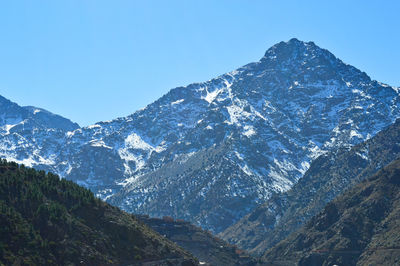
[
  {"xmin": 263, "ymin": 158, "xmax": 400, "ymax": 266},
  {"xmin": 0, "ymin": 159, "xmax": 197, "ymax": 265},
  {"xmin": 221, "ymin": 119, "xmax": 400, "ymax": 255},
  {"xmin": 138, "ymin": 215, "xmax": 262, "ymax": 266}
]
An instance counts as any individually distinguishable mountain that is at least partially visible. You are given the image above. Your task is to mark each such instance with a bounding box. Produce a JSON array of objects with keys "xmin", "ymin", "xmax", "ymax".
[
  {"xmin": 262, "ymin": 158, "xmax": 400, "ymax": 266},
  {"xmin": 1, "ymin": 38, "xmax": 400, "ymax": 232},
  {"xmin": 0, "ymin": 95, "xmax": 79, "ymax": 170},
  {"xmin": 0, "ymin": 96, "xmax": 79, "ymax": 132},
  {"xmin": 0, "ymin": 159, "xmax": 197, "ymax": 265},
  {"xmin": 220, "ymin": 118, "xmax": 400, "ymax": 254},
  {"xmin": 138, "ymin": 215, "xmax": 261, "ymax": 266}
]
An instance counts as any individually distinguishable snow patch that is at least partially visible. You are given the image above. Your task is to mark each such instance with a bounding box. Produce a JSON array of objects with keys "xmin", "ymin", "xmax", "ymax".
[
  {"xmin": 226, "ymin": 104, "xmax": 252, "ymax": 125},
  {"xmin": 352, "ymin": 88, "xmax": 372, "ymax": 99},
  {"xmin": 356, "ymin": 146, "xmax": 369, "ymax": 161},
  {"xmin": 125, "ymin": 133, "xmax": 153, "ymax": 151},
  {"xmin": 87, "ymin": 124, "xmax": 102, "ymax": 129},
  {"xmin": 171, "ymin": 99, "xmax": 185, "ymax": 105},
  {"xmin": 268, "ymin": 169, "xmax": 292, "ymax": 192},
  {"xmin": 89, "ymin": 139, "xmax": 112, "ymax": 149},
  {"xmin": 308, "ymin": 143, "xmax": 326, "ymax": 159},
  {"xmin": 240, "ymin": 164, "xmax": 253, "ymax": 176},
  {"xmin": 2, "ymin": 124, "xmax": 16, "ymax": 134},
  {"xmin": 300, "ymin": 161, "xmax": 310, "ymax": 175},
  {"xmin": 118, "ymin": 133, "xmax": 155, "ymax": 175},
  {"xmin": 203, "ymin": 88, "xmax": 223, "ymax": 104},
  {"xmin": 243, "ymin": 125, "xmax": 256, "ymax": 137},
  {"xmin": 350, "ymin": 130, "xmax": 363, "ymax": 139},
  {"xmin": 234, "ymin": 151, "xmax": 244, "ymax": 160}
]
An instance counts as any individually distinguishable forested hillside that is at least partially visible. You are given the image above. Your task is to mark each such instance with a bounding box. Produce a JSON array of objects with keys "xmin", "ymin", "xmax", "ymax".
[{"xmin": 0, "ymin": 159, "xmax": 196, "ymax": 265}]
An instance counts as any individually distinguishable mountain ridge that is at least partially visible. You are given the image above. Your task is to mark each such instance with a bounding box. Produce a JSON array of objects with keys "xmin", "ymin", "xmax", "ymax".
[
  {"xmin": 220, "ymin": 118, "xmax": 400, "ymax": 254},
  {"xmin": 1, "ymin": 38, "xmax": 399, "ymax": 232}
]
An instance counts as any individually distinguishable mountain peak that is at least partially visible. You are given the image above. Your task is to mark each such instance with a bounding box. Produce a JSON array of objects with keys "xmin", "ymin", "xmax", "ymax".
[
  {"xmin": 262, "ymin": 38, "xmax": 331, "ymax": 64},
  {"xmin": 0, "ymin": 95, "xmax": 80, "ymax": 132},
  {"xmin": 264, "ymin": 38, "xmax": 308, "ymax": 54},
  {"xmin": 287, "ymin": 37, "xmax": 305, "ymax": 44}
]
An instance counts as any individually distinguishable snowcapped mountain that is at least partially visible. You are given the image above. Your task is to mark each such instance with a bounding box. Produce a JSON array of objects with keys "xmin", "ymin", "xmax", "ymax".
[
  {"xmin": 1, "ymin": 38, "xmax": 399, "ymax": 233},
  {"xmin": 0, "ymin": 95, "xmax": 79, "ymax": 168}
]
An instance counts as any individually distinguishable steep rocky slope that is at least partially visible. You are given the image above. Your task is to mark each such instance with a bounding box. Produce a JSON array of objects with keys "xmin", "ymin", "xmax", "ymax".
[
  {"xmin": 263, "ymin": 158, "xmax": 400, "ymax": 266},
  {"xmin": 1, "ymin": 39, "xmax": 399, "ymax": 232},
  {"xmin": 221, "ymin": 118, "xmax": 400, "ymax": 254},
  {"xmin": 0, "ymin": 160, "xmax": 197, "ymax": 265}
]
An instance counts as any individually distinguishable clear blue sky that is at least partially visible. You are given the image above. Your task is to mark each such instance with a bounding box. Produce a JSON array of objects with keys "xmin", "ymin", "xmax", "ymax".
[{"xmin": 0, "ymin": 0, "xmax": 399, "ymax": 126}]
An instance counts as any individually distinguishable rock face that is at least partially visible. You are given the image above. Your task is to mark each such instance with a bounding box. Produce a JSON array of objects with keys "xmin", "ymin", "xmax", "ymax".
[
  {"xmin": 220, "ymin": 118, "xmax": 400, "ymax": 254},
  {"xmin": 262, "ymin": 158, "xmax": 400, "ymax": 266},
  {"xmin": 1, "ymin": 38, "xmax": 399, "ymax": 232}
]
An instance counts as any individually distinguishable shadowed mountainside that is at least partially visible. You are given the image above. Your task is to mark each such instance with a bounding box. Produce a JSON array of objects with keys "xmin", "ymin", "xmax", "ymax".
[
  {"xmin": 263, "ymin": 158, "xmax": 400, "ymax": 266},
  {"xmin": 138, "ymin": 215, "xmax": 262, "ymax": 266},
  {"xmin": 221, "ymin": 119, "xmax": 400, "ymax": 255}
]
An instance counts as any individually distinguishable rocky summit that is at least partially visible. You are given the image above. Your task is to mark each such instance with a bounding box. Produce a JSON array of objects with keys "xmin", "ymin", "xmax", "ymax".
[{"xmin": 0, "ymin": 38, "xmax": 399, "ymax": 233}]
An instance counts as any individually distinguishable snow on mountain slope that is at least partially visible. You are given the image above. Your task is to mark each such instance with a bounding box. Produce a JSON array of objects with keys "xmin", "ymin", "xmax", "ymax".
[
  {"xmin": 1, "ymin": 38, "xmax": 399, "ymax": 233},
  {"xmin": 220, "ymin": 118, "xmax": 400, "ymax": 255},
  {"xmin": 0, "ymin": 95, "xmax": 79, "ymax": 170}
]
